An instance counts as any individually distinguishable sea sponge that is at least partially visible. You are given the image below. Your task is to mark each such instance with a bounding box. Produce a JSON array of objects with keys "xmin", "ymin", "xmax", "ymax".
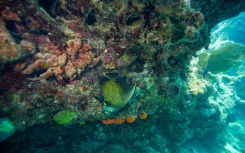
[
  {"xmin": 113, "ymin": 118, "xmax": 125, "ymax": 124},
  {"xmin": 126, "ymin": 116, "xmax": 136, "ymax": 123},
  {"xmin": 102, "ymin": 119, "xmax": 114, "ymax": 125},
  {"xmin": 53, "ymin": 110, "xmax": 75, "ymax": 125},
  {"xmin": 139, "ymin": 112, "xmax": 148, "ymax": 120}
]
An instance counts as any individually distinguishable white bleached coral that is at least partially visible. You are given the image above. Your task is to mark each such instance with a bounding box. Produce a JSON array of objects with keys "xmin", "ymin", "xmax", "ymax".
[{"xmin": 187, "ymin": 58, "xmax": 210, "ymax": 95}]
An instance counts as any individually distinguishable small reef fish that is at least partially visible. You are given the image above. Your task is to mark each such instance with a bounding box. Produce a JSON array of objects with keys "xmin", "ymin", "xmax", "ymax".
[
  {"xmin": 95, "ymin": 73, "xmax": 136, "ymax": 115},
  {"xmin": 198, "ymin": 69, "xmax": 208, "ymax": 78}
]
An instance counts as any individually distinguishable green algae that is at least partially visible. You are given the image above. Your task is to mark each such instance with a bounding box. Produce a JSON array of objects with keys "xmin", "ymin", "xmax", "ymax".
[{"xmin": 53, "ymin": 110, "xmax": 75, "ymax": 125}]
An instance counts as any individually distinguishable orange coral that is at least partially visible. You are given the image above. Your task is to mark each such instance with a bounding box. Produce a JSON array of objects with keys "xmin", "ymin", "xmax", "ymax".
[
  {"xmin": 22, "ymin": 59, "xmax": 46, "ymax": 74},
  {"xmin": 14, "ymin": 62, "xmax": 27, "ymax": 71},
  {"xmin": 64, "ymin": 61, "xmax": 76, "ymax": 78},
  {"xmin": 113, "ymin": 118, "xmax": 125, "ymax": 124},
  {"xmin": 139, "ymin": 112, "xmax": 148, "ymax": 120},
  {"xmin": 102, "ymin": 119, "xmax": 114, "ymax": 125},
  {"xmin": 81, "ymin": 44, "xmax": 92, "ymax": 52},
  {"xmin": 66, "ymin": 38, "xmax": 82, "ymax": 57},
  {"xmin": 20, "ymin": 37, "xmax": 100, "ymax": 80},
  {"xmin": 1, "ymin": 9, "xmax": 21, "ymax": 22},
  {"xmin": 126, "ymin": 116, "xmax": 136, "ymax": 123}
]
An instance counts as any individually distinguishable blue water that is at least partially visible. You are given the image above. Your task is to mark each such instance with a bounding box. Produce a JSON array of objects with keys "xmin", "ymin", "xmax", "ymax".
[
  {"xmin": 211, "ymin": 11, "xmax": 245, "ymax": 94},
  {"xmin": 210, "ymin": 12, "xmax": 245, "ymax": 153},
  {"xmin": 214, "ymin": 12, "xmax": 245, "ymax": 45}
]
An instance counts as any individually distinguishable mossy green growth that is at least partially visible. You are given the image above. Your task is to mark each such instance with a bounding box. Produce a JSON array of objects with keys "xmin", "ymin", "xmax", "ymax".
[
  {"xmin": 53, "ymin": 110, "xmax": 75, "ymax": 125},
  {"xmin": 121, "ymin": 54, "xmax": 130, "ymax": 66}
]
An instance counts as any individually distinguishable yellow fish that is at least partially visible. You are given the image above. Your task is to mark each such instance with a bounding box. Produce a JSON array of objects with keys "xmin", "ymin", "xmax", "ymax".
[{"xmin": 95, "ymin": 73, "xmax": 136, "ymax": 115}]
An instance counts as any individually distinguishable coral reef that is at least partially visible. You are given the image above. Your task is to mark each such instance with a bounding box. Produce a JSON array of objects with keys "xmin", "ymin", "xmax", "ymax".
[{"xmin": 0, "ymin": 0, "xmax": 245, "ymax": 152}]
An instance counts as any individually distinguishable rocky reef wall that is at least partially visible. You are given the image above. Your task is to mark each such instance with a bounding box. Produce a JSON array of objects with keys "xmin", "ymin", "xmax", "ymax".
[{"xmin": 0, "ymin": 0, "xmax": 245, "ymax": 152}]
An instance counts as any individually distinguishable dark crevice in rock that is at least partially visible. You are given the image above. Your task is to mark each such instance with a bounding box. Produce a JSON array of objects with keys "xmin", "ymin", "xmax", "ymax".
[
  {"xmin": 126, "ymin": 13, "xmax": 141, "ymax": 26},
  {"xmin": 4, "ymin": 20, "xmax": 21, "ymax": 43},
  {"xmin": 85, "ymin": 10, "xmax": 97, "ymax": 25},
  {"xmin": 191, "ymin": 0, "xmax": 245, "ymax": 29},
  {"xmin": 143, "ymin": 2, "xmax": 155, "ymax": 28},
  {"xmin": 38, "ymin": 0, "xmax": 60, "ymax": 17}
]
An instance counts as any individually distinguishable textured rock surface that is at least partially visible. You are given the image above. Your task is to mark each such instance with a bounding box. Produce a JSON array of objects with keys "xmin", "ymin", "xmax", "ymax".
[{"xmin": 0, "ymin": 0, "xmax": 245, "ymax": 152}]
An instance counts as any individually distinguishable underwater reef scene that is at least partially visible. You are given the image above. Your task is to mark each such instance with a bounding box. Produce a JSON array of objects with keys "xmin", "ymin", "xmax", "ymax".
[{"xmin": 0, "ymin": 0, "xmax": 245, "ymax": 152}]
